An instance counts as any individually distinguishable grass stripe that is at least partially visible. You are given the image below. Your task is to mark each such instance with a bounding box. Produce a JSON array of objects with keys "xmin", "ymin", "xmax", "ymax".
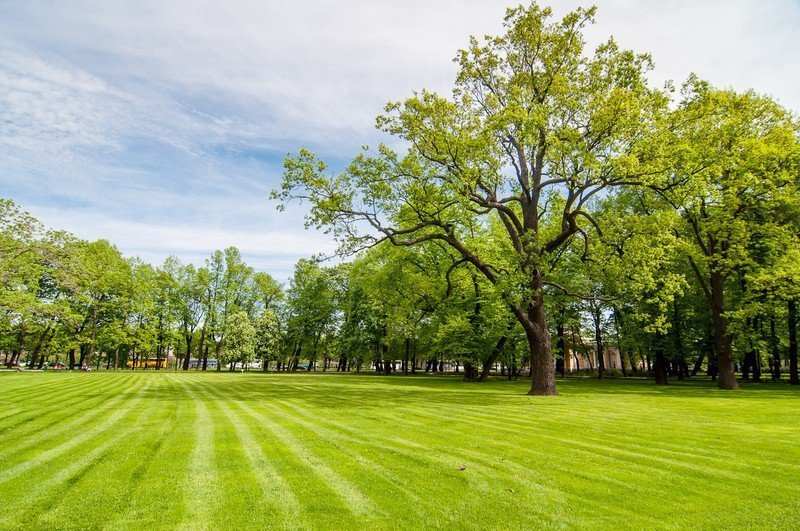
[
  {"xmin": 0, "ymin": 377, "xmax": 151, "ymax": 484},
  {"xmin": 227, "ymin": 398, "xmax": 382, "ymax": 520},
  {"xmin": 184, "ymin": 377, "xmax": 306, "ymax": 527},
  {"xmin": 0, "ymin": 374, "xmax": 136, "ymax": 448},
  {"xmin": 174, "ymin": 377, "xmax": 219, "ymax": 529},
  {"xmin": 1, "ymin": 379, "xmax": 162, "ymax": 527},
  {"xmin": 0, "ymin": 374, "xmax": 105, "ymax": 424}
]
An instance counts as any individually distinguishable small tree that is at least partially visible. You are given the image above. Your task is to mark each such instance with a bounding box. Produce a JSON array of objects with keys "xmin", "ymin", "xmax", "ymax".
[{"xmin": 223, "ymin": 311, "xmax": 257, "ymax": 370}]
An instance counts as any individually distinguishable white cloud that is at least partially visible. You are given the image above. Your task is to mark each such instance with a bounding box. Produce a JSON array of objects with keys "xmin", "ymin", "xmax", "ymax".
[
  {"xmin": 1, "ymin": 0, "xmax": 798, "ymax": 278},
  {"xmin": 26, "ymin": 205, "xmax": 337, "ymax": 280}
]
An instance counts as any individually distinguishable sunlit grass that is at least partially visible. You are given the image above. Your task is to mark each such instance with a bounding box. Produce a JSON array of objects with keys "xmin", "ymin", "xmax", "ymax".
[{"xmin": 0, "ymin": 372, "xmax": 798, "ymax": 529}]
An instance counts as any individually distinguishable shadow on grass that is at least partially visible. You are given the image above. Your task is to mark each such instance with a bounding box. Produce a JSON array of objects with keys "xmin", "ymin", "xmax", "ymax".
[{"xmin": 127, "ymin": 371, "xmax": 800, "ymax": 410}]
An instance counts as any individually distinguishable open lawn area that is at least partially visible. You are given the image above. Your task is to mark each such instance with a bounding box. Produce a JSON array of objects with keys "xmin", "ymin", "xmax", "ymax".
[{"xmin": 0, "ymin": 372, "xmax": 798, "ymax": 529}]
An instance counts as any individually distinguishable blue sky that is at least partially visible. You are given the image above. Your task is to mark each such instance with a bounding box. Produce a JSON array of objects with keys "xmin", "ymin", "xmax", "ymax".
[{"xmin": 2, "ymin": 0, "xmax": 799, "ymax": 281}]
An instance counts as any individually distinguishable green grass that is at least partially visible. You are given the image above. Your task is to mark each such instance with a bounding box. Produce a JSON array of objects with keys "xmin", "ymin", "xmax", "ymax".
[{"xmin": 0, "ymin": 372, "xmax": 798, "ymax": 529}]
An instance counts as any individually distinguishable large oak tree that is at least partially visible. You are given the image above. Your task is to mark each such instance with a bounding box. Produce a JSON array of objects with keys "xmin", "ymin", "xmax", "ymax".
[{"xmin": 274, "ymin": 4, "xmax": 669, "ymax": 394}]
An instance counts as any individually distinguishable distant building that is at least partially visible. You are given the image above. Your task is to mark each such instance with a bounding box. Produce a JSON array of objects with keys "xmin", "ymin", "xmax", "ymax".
[
  {"xmin": 564, "ymin": 345, "xmax": 624, "ymax": 372},
  {"xmin": 127, "ymin": 357, "xmax": 168, "ymax": 369},
  {"xmin": 188, "ymin": 358, "xmax": 218, "ymax": 369}
]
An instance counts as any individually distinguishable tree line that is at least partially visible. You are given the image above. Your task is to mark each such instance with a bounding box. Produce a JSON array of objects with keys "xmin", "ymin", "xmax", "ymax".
[
  {"xmin": 2, "ymin": 190, "xmax": 798, "ymax": 393},
  {"xmin": 0, "ymin": 209, "xmax": 282, "ymax": 372},
  {"xmin": 273, "ymin": 3, "xmax": 800, "ymax": 394},
  {"xmin": 3, "ymin": 4, "xmax": 799, "ymax": 395}
]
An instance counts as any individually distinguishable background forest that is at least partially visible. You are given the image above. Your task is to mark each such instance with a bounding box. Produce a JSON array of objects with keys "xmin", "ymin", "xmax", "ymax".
[{"xmin": 2, "ymin": 5, "xmax": 800, "ymax": 396}]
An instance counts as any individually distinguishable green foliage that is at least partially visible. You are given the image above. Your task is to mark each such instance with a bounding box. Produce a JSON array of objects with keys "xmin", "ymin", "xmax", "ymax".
[{"xmin": 223, "ymin": 310, "xmax": 257, "ymax": 367}]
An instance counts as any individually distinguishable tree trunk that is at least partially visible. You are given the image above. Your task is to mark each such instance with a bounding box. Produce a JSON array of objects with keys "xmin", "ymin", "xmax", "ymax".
[
  {"xmin": 742, "ymin": 351, "xmax": 753, "ymax": 381},
  {"xmin": 9, "ymin": 348, "xmax": 21, "ymax": 367},
  {"xmin": 198, "ymin": 328, "xmax": 207, "ymax": 371},
  {"xmin": 691, "ymin": 350, "xmax": 705, "ymax": 377},
  {"xmin": 679, "ymin": 358, "xmax": 689, "ymax": 380},
  {"xmin": 710, "ymin": 271, "xmax": 738, "ymax": 390},
  {"xmin": 215, "ymin": 342, "xmax": 223, "ymax": 371},
  {"xmin": 403, "ymin": 338, "xmax": 410, "ymax": 375},
  {"xmin": 78, "ymin": 344, "xmax": 88, "ymax": 369},
  {"xmin": 27, "ymin": 325, "xmax": 52, "ymax": 368},
  {"xmin": 672, "ymin": 300, "xmax": 686, "ymax": 380},
  {"xmin": 555, "ymin": 313, "xmax": 566, "ymax": 378},
  {"xmin": 593, "ymin": 306, "xmax": 604, "ymax": 380},
  {"xmin": 743, "ymin": 317, "xmax": 762, "ymax": 382},
  {"xmin": 519, "ymin": 286, "xmax": 556, "ymax": 396},
  {"xmin": 789, "ymin": 299, "xmax": 798, "ymax": 385},
  {"xmin": 613, "ymin": 307, "xmax": 628, "ymax": 377},
  {"xmin": 86, "ymin": 303, "xmax": 98, "ymax": 368},
  {"xmin": 183, "ymin": 335, "xmax": 193, "ymax": 371},
  {"xmin": 479, "ymin": 333, "xmax": 510, "ymax": 382},
  {"xmin": 654, "ymin": 349, "xmax": 668, "ymax": 385},
  {"xmin": 69, "ymin": 348, "xmax": 76, "ymax": 370},
  {"xmin": 464, "ymin": 362, "xmax": 477, "ymax": 381},
  {"xmin": 770, "ymin": 318, "xmax": 780, "ymax": 381}
]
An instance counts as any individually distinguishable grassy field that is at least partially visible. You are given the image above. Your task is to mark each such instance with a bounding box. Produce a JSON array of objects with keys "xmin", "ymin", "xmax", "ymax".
[{"xmin": 0, "ymin": 372, "xmax": 798, "ymax": 529}]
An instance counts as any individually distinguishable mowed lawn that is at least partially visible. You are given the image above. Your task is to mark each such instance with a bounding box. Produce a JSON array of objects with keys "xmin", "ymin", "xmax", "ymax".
[{"xmin": 0, "ymin": 373, "xmax": 798, "ymax": 529}]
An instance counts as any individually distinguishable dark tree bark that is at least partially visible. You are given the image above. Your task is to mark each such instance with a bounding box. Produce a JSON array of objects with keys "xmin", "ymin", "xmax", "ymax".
[
  {"xmin": 198, "ymin": 328, "xmax": 207, "ymax": 371},
  {"xmin": 215, "ymin": 342, "xmax": 223, "ymax": 371},
  {"xmin": 742, "ymin": 317, "xmax": 762, "ymax": 382},
  {"xmin": 182, "ymin": 334, "xmax": 193, "ymax": 371},
  {"xmin": 612, "ymin": 307, "xmax": 628, "ymax": 377},
  {"xmin": 679, "ymin": 358, "xmax": 689, "ymax": 380},
  {"xmin": 592, "ymin": 306, "xmax": 604, "ymax": 380},
  {"xmin": 789, "ymin": 299, "xmax": 798, "ymax": 385},
  {"xmin": 78, "ymin": 344, "xmax": 88, "ymax": 369},
  {"xmin": 742, "ymin": 351, "xmax": 753, "ymax": 380},
  {"xmin": 709, "ymin": 270, "xmax": 739, "ymax": 390},
  {"xmin": 654, "ymin": 349, "xmax": 668, "ymax": 385},
  {"xmin": 403, "ymin": 338, "xmax": 410, "ymax": 375},
  {"xmin": 156, "ymin": 341, "xmax": 163, "ymax": 371},
  {"xmin": 770, "ymin": 318, "xmax": 781, "ymax": 381},
  {"xmin": 512, "ymin": 270, "xmax": 556, "ymax": 395},
  {"xmin": 27, "ymin": 325, "xmax": 52, "ymax": 368},
  {"xmin": 86, "ymin": 303, "xmax": 98, "ymax": 368},
  {"xmin": 555, "ymin": 312, "xmax": 566, "ymax": 378},
  {"xmin": 672, "ymin": 300, "xmax": 686, "ymax": 380},
  {"xmin": 480, "ymin": 332, "xmax": 510, "ymax": 382},
  {"xmin": 691, "ymin": 349, "xmax": 705, "ymax": 377}
]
